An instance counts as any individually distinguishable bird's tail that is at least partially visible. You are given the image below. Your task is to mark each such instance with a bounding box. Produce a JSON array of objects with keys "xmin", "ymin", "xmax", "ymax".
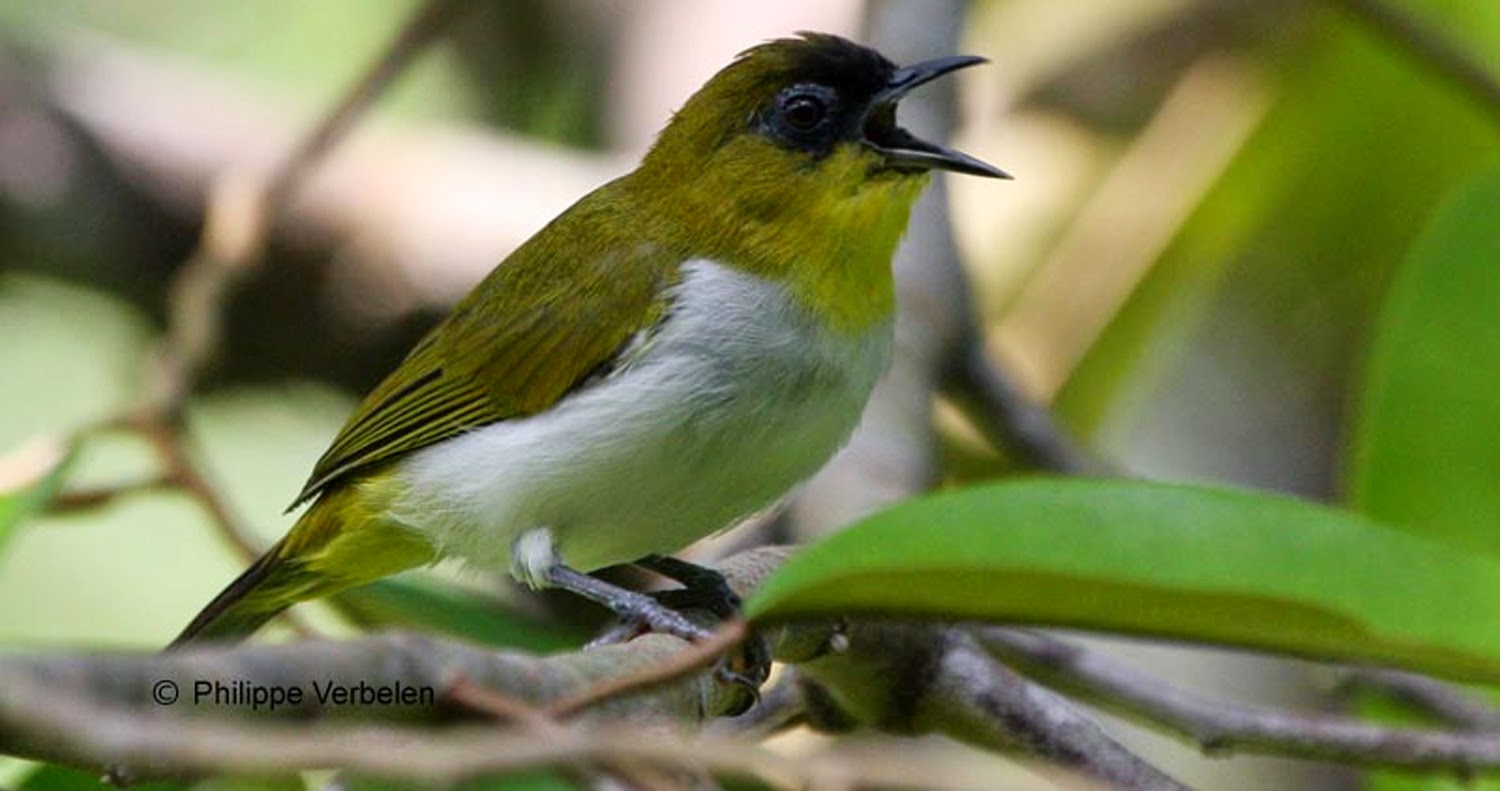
[
  {"xmin": 166, "ymin": 489, "xmax": 435, "ymax": 649},
  {"xmin": 167, "ymin": 540, "xmax": 293, "ymax": 648}
]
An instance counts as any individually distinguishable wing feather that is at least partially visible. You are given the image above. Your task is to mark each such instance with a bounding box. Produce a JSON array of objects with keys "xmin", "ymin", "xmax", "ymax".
[{"xmin": 290, "ymin": 226, "xmax": 680, "ymax": 509}]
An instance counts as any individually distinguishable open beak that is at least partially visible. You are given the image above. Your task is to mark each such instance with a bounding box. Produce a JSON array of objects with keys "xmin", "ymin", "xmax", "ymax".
[{"xmin": 862, "ymin": 55, "xmax": 1011, "ymax": 179}]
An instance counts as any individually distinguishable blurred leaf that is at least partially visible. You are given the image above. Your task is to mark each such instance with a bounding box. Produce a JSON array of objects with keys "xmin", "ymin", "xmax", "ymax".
[
  {"xmin": 1060, "ymin": 5, "xmax": 1500, "ymax": 456},
  {"xmin": 0, "ymin": 0, "xmax": 480, "ymax": 123},
  {"xmin": 190, "ymin": 777, "xmax": 304, "ymax": 791},
  {"xmin": 1349, "ymin": 168, "xmax": 1500, "ymax": 554},
  {"xmin": 747, "ymin": 478, "xmax": 1500, "ymax": 684},
  {"xmin": 0, "ymin": 436, "xmax": 77, "ymax": 555},
  {"xmin": 1349, "ymin": 167, "xmax": 1500, "ymax": 791},
  {"xmin": 0, "ymin": 0, "xmax": 606, "ymax": 142},
  {"xmin": 18, "ymin": 763, "xmax": 185, "ymax": 791},
  {"xmin": 333, "ymin": 576, "xmax": 586, "ymax": 652}
]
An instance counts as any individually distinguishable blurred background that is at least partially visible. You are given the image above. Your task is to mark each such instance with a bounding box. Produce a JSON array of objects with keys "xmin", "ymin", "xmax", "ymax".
[{"xmin": 1, "ymin": 0, "xmax": 1497, "ymax": 788}]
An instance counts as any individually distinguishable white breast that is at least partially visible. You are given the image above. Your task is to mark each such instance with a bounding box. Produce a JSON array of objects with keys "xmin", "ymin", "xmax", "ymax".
[{"xmin": 392, "ymin": 260, "xmax": 892, "ymax": 584}]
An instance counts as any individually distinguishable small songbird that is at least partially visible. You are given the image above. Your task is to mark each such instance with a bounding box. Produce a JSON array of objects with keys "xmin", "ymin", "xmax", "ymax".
[{"xmin": 171, "ymin": 32, "xmax": 1007, "ymax": 647}]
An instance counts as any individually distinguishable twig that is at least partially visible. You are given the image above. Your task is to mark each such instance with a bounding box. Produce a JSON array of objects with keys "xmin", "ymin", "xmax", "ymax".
[
  {"xmin": 131, "ymin": 415, "xmax": 261, "ymax": 561},
  {"xmin": 783, "ymin": 620, "xmax": 1184, "ymax": 788},
  {"xmin": 102, "ymin": 416, "xmax": 322, "ymax": 639},
  {"xmin": 260, "ymin": 0, "xmax": 467, "ymax": 213},
  {"xmin": 1339, "ymin": 669, "xmax": 1500, "ymax": 731},
  {"xmin": 447, "ymin": 675, "xmax": 561, "ymax": 733},
  {"xmin": 0, "ymin": 611, "xmax": 973, "ymax": 789},
  {"xmin": 547, "ymin": 620, "xmax": 750, "ymax": 719},
  {"xmin": 48, "ymin": 475, "xmax": 173, "ymax": 514},
  {"xmin": 50, "ymin": 0, "xmax": 472, "ymax": 636},
  {"xmin": 0, "ymin": 628, "xmax": 749, "ymax": 768},
  {"xmin": 0, "ymin": 674, "xmax": 804, "ymax": 787},
  {"xmin": 930, "ymin": 632, "xmax": 1188, "ymax": 790},
  {"xmin": 447, "ymin": 677, "xmax": 687, "ymax": 791},
  {"xmin": 4, "ymin": 670, "xmax": 1024, "ymax": 791},
  {"xmin": 978, "ymin": 627, "xmax": 1500, "ymax": 773},
  {"xmin": 945, "ymin": 331, "xmax": 1114, "ymax": 476},
  {"xmin": 1325, "ymin": 0, "xmax": 1500, "ymax": 122},
  {"xmin": 144, "ymin": 0, "xmax": 470, "ymax": 413}
]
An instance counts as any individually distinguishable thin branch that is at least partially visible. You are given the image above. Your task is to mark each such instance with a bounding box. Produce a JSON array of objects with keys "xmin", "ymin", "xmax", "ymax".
[
  {"xmin": 144, "ymin": 0, "xmax": 470, "ymax": 413},
  {"xmin": 48, "ymin": 476, "xmax": 173, "ymax": 514},
  {"xmin": 978, "ymin": 627, "xmax": 1500, "ymax": 774},
  {"xmin": 1325, "ymin": 0, "xmax": 1500, "ymax": 122},
  {"xmin": 132, "ymin": 415, "xmax": 261, "ymax": 560},
  {"xmin": 44, "ymin": 0, "xmax": 471, "ymax": 634},
  {"xmin": 0, "ymin": 630, "xmax": 745, "ymax": 770},
  {"xmin": 449, "ymin": 677, "xmax": 690, "ymax": 791},
  {"xmin": 0, "ymin": 626, "xmax": 1106, "ymax": 789},
  {"xmin": 1338, "ymin": 669, "xmax": 1500, "ymax": 731},
  {"xmin": 547, "ymin": 620, "xmax": 750, "ymax": 719},
  {"xmin": 1, "ymin": 674, "xmax": 805, "ymax": 787},
  {"xmin": 259, "ymin": 0, "xmax": 467, "ymax": 214},
  {"xmin": 0, "ymin": 551, "xmax": 792, "ymax": 763},
  {"xmin": 782, "ymin": 619, "xmax": 1184, "ymax": 788},
  {"xmin": 928, "ymin": 631, "xmax": 1188, "ymax": 790},
  {"xmin": 944, "ymin": 331, "xmax": 1115, "ymax": 476},
  {"xmin": 447, "ymin": 676, "xmax": 561, "ymax": 732}
]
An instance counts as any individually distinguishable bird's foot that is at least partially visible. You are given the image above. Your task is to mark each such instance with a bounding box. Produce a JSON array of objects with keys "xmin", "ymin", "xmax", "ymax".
[
  {"xmin": 715, "ymin": 632, "xmax": 772, "ymax": 711},
  {"xmin": 547, "ymin": 560, "xmax": 768, "ymax": 713},
  {"xmin": 638, "ymin": 555, "xmax": 771, "ymax": 707}
]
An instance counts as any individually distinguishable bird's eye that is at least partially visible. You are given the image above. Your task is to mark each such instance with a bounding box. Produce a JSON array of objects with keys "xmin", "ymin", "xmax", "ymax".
[
  {"xmin": 759, "ymin": 83, "xmax": 840, "ymax": 154},
  {"xmin": 781, "ymin": 93, "xmax": 827, "ymax": 132}
]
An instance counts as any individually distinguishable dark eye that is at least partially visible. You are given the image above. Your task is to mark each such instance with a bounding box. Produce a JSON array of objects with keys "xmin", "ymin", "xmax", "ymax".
[
  {"xmin": 781, "ymin": 93, "xmax": 827, "ymax": 132},
  {"xmin": 759, "ymin": 83, "xmax": 840, "ymax": 154}
]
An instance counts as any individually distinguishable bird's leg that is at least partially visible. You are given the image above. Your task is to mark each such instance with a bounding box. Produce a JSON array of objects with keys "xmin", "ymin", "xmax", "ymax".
[
  {"xmin": 636, "ymin": 554, "xmax": 772, "ymax": 701},
  {"xmin": 544, "ymin": 563, "xmax": 712, "ymax": 644}
]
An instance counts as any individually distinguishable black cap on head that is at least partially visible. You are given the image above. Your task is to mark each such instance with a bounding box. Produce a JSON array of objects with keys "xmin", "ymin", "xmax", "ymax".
[{"xmin": 745, "ymin": 33, "xmax": 1009, "ymax": 179}]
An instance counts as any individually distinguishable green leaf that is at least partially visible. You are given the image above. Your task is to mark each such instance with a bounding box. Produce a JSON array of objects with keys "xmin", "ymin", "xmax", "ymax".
[
  {"xmin": 1349, "ymin": 167, "xmax": 1500, "ymax": 555},
  {"xmin": 1060, "ymin": 9, "xmax": 1500, "ymax": 451},
  {"xmin": 746, "ymin": 478, "xmax": 1500, "ymax": 684},
  {"xmin": 18, "ymin": 763, "xmax": 186, "ymax": 791},
  {"xmin": 0, "ymin": 436, "xmax": 77, "ymax": 554},
  {"xmin": 332, "ymin": 576, "xmax": 587, "ymax": 652},
  {"xmin": 1349, "ymin": 167, "xmax": 1500, "ymax": 791}
]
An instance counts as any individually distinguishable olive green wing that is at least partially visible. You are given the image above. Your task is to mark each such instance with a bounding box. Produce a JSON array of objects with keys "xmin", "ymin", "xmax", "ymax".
[{"xmin": 290, "ymin": 236, "xmax": 681, "ymax": 509}]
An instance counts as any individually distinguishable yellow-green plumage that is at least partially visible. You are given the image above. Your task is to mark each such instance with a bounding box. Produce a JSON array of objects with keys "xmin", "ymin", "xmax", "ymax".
[
  {"xmin": 170, "ymin": 32, "xmax": 1002, "ymax": 647},
  {"xmin": 171, "ymin": 478, "xmax": 429, "ymax": 644}
]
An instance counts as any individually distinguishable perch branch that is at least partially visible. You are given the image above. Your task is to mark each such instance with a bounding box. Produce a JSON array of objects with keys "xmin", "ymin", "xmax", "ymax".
[
  {"xmin": 1337, "ymin": 669, "xmax": 1500, "ymax": 731},
  {"xmin": 979, "ymin": 627, "xmax": 1500, "ymax": 773}
]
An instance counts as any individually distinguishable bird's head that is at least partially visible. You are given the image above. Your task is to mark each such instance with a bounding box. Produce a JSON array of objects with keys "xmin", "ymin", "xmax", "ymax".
[
  {"xmin": 642, "ymin": 33, "xmax": 1008, "ymax": 189},
  {"xmin": 629, "ymin": 33, "xmax": 1007, "ymax": 333}
]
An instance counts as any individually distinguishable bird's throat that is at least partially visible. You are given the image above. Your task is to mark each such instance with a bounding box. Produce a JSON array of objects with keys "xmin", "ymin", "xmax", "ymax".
[{"xmin": 639, "ymin": 141, "xmax": 929, "ymax": 334}]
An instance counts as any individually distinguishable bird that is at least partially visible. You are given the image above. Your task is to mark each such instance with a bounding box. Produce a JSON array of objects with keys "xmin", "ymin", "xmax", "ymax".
[{"xmin": 169, "ymin": 32, "xmax": 1007, "ymax": 649}]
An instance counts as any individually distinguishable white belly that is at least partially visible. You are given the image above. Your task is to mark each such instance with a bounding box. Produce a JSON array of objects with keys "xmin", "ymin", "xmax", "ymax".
[{"xmin": 392, "ymin": 260, "xmax": 892, "ymax": 584}]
